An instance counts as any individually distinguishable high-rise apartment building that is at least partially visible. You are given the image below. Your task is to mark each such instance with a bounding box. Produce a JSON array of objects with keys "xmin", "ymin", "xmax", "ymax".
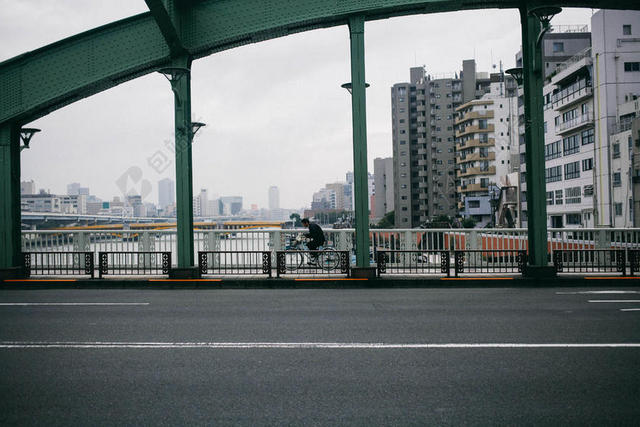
[
  {"xmin": 455, "ymin": 80, "xmax": 519, "ymax": 226},
  {"xmin": 158, "ymin": 178, "xmax": 175, "ymax": 210},
  {"xmin": 268, "ymin": 186, "xmax": 280, "ymax": 210},
  {"xmin": 392, "ymin": 60, "xmax": 515, "ymax": 227},
  {"xmin": 373, "ymin": 157, "xmax": 394, "ymax": 222}
]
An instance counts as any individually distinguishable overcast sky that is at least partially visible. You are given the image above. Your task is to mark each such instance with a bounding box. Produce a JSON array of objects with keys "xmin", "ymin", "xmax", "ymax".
[{"xmin": 0, "ymin": 1, "xmax": 595, "ymax": 209}]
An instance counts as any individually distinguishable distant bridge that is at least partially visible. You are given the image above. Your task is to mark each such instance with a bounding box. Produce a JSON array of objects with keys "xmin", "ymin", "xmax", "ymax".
[{"xmin": 21, "ymin": 212, "xmax": 288, "ymax": 230}]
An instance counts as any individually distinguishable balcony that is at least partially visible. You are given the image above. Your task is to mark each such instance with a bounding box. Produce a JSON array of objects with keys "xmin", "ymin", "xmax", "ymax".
[
  {"xmin": 454, "ymin": 110, "xmax": 494, "ymax": 125},
  {"xmin": 457, "ymin": 151, "xmax": 496, "ymax": 164},
  {"xmin": 556, "ymin": 112, "xmax": 594, "ymax": 135},
  {"xmin": 552, "ymin": 85, "xmax": 592, "ymax": 112},
  {"xmin": 457, "ymin": 166, "xmax": 496, "ymax": 178},
  {"xmin": 455, "ymin": 124, "xmax": 494, "ymax": 138},
  {"xmin": 455, "ymin": 138, "xmax": 495, "ymax": 151},
  {"xmin": 457, "ymin": 183, "xmax": 489, "ymax": 193}
]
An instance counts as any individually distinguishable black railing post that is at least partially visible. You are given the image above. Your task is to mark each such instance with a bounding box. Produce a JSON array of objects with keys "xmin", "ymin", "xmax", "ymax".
[
  {"xmin": 198, "ymin": 251, "xmax": 207, "ymax": 275},
  {"xmin": 276, "ymin": 252, "xmax": 285, "ymax": 278},
  {"xmin": 262, "ymin": 252, "xmax": 272, "ymax": 277},
  {"xmin": 22, "ymin": 253, "xmax": 31, "ymax": 278},
  {"xmin": 617, "ymin": 250, "xmax": 626, "ymax": 276},
  {"xmin": 553, "ymin": 251, "xmax": 563, "ymax": 273},
  {"xmin": 518, "ymin": 250, "xmax": 527, "ymax": 276},
  {"xmin": 440, "ymin": 250, "xmax": 449, "ymax": 277},
  {"xmin": 454, "ymin": 251, "xmax": 464, "ymax": 277},
  {"xmin": 85, "ymin": 252, "xmax": 94, "ymax": 278},
  {"xmin": 376, "ymin": 251, "xmax": 386, "ymax": 277},
  {"xmin": 162, "ymin": 252, "xmax": 171, "ymax": 276},
  {"xmin": 341, "ymin": 251, "xmax": 350, "ymax": 277},
  {"xmin": 98, "ymin": 252, "xmax": 108, "ymax": 278}
]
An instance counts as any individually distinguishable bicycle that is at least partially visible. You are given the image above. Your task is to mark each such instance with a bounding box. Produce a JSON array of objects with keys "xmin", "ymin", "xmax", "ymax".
[{"xmin": 283, "ymin": 233, "xmax": 341, "ymax": 272}]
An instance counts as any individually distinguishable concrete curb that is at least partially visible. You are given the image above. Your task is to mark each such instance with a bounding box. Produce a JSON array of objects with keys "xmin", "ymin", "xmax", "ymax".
[{"xmin": 1, "ymin": 275, "xmax": 639, "ymax": 289}]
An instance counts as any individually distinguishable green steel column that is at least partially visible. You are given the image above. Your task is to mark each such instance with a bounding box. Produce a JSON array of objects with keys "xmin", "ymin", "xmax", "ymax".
[
  {"xmin": 348, "ymin": 15, "xmax": 371, "ymax": 268},
  {"xmin": 0, "ymin": 123, "xmax": 21, "ymax": 271},
  {"xmin": 520, "ymin": 9, "xmax": 548, "ymax": 268},
  {"xmin": 171, "ymin": 59, "xmax": 195, "ymax": 268}
]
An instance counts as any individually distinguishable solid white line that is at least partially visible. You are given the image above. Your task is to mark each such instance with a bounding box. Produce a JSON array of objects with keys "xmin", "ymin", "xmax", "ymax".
[
  {"xmin": 588, "ymin": 300, "xmax": 640, "ymax": 303},
  {"xmin": 620, "ymin": 308, "xmax": 640, "ymax": 312},
  {"xmin": 0, "ymin": 303, "xmax": 149, "ymax": 306},
  {"xmin": 0, "ymin": 342, "xmax": 639, "ymax": 349},
  {"xmin": 557, "ymin": 291, "xmax": 640, "ymax": 295}
]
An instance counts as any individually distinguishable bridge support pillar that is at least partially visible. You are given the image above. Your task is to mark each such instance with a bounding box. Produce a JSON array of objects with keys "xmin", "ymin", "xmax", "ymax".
[
  {"xmin": 520, "ymin": 8, "xmax": 555, "ymax": 278},
  {"xmin": 0, "ymin": 122, "xmax": 25, "ymax": 278},
  {"xmin": 348, "ymin": 15, "xmax": 373, "ymax": 274},
  {"xmin": 161, "ymin": 58, "xmax": 197, "ymax": 274}
]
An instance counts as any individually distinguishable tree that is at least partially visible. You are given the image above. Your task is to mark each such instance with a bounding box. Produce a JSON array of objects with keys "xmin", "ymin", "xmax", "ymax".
[
  {"xmin": 373, "ymin": 211, "xmax": 394, "ymax": 229},
  {"xmin": 289, "ymin": 213, "xmax": 302, "ymax": 227},
  {"xmin": 461, "ymin": 217, "xmax": 477, "ymax": 229}
]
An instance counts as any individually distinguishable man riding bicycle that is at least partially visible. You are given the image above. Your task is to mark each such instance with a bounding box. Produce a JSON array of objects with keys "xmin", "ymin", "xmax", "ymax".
[{"xmin": 301, "ymin": 217, "xmax": 325, "ymax": 265}]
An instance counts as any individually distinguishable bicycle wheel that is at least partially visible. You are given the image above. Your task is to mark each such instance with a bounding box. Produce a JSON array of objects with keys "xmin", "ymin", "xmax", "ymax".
[
  {"xmin": 285, "ymin": 251, "xmax": 305, "ymax": 272},
  {"xmin": 319, "ymin": 248, "xmax": 340, "ymax": 272}
]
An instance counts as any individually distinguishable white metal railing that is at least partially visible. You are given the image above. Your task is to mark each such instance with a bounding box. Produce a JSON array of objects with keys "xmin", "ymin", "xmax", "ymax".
[
  {"xmin": 20, "ymin": 228, "xmax": 640, "ymax": 268},
  {"xmin": 557, "ymin": 112, "xmax": 594, "ymax": 133}
]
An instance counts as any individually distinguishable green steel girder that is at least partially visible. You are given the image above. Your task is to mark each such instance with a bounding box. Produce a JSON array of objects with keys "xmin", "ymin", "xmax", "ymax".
[
  {"xmin": 1, "ymin": 0, "xmax": 638, "ymax": 127},
  {"xmin": 144, "ymin": 0, "xmax": 188, "ymax": 57}
]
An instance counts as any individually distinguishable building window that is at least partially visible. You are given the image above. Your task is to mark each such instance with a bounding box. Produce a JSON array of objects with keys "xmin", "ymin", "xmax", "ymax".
[
  {"xmin": 553, "ymin": 42, "xmax": 564, "ymax": 53},
  {"xmin": 400, "ymin": 140, "xmax": 406, "ymax": 145},
  {"xmin": 624, "ymin": 62, "xmax": 640, "ymax": 72},
  {"xmin": 564, "ymin": 161, "xmax": 580, "ymax": 180},
  {"xmin": 581, "ymin": 128, "xmax": 594, "ymax": 145},
  {"xmin": 613, "ymin": 172, "xmax": 621, "ymax": 187},
  {"xmin": 566, "ymin": 213, "xmax": 581, "ymax": 225},
  {"xmin": 545, "ymin": 141, "xmax": 562, "ymax": 160},
  {"xmin": 555, "ymin": 190, "xmax": 563, "ymax": 205},
  {"xmin": 565, "ymin": 187, "xmax": 581, "ymax": 204},
  {"xmin": 546, "ymin": 191, "xmax": 554, "ymax": 206},
  {"xmin": 563, "ymin": 135, "xmax": 580, "ymax": 155},
  {"xmin": 469, "ymin": 200, "xmax": 480, "ymax": 208},
  {"xmin": 546, "ymin": 166, "xmax": 562, "ymax": 183},
  {"xmin": 583, "ymin": 185, "xmax": 594, "ymax": 196},
  {"xmin": 582, "ymin": 158, "xmax": 593, "ymax": 171},
  {"xmin": 623, "ymin": 25, "xmax": 632, "ymax": 35},
  {"xmin": 615, "ymin": 203, "xmax": 623, "ymax": 216},
  {"xmin": 612, "ymin": 143, "xmax": 620, "ymax": 158}
]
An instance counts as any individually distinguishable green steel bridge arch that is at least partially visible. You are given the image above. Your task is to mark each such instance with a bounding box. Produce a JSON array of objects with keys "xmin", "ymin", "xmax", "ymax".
[{"xmin": 1, "ymin": 0, "xmax": 637, "ymax": 276}]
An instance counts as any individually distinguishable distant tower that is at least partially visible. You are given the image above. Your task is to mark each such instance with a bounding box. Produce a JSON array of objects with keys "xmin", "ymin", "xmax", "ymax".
[
  {"xmin": 268, "ymin": 186, "xmax": 280, "ymax": 210},
  {"xmin": 158, "ymin": 178, "xmax": 175, "ymax": 210}
]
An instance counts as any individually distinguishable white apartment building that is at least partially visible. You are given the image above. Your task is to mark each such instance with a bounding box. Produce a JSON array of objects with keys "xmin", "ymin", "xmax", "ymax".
[
  {"xmin": 591, "ymin": 10, "xmax": 640, "ymax": 226},
  {"xmin": 526, "ymin": 9, "xmax": 640, "ymax": 229},
  {"xmin": 455, "ymin": 81, "xmax": 519, "ymax": 226},
  {"xmin": 543, "ymin": 47, "xmax": 595, "ymax": 228},
  {"xmin": 611, "ymin": 97, "xmax": 640, "ymax": 227}
]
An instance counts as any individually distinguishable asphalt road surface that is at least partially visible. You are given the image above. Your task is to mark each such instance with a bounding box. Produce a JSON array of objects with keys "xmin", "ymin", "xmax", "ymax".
[{"xmin": 1, "ymin": 287, "xmax": 639, "ymax": 425}]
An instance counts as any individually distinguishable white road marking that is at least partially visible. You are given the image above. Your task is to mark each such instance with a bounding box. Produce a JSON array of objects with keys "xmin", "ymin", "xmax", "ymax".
[
  {"xmin": 588, "ymin": 300, "xmax": 640, "ymax": 303},
  {"xmin": 0, "ymin": 342, "xmax": 639, "ymax": 349},
  {"xmin": 557, "ymin": 291, "xmax": 640, "ymax": 295},
  {"xmin": 0, "ymin": 303, "xmax": 149, "ymax": 306},
  {"xmin": 620, "ymin": 308, "xmax": 640, "ymax": 312}
]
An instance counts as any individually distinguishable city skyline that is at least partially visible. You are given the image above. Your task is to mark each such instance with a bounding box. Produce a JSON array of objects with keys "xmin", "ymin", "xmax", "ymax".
[{"xmin": 2, "ymin": 3, "xmax": 594, "ymax": 208}]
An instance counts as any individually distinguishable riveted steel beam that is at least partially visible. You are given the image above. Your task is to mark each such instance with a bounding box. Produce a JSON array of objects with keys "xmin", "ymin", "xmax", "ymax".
[
  {"xmin": 2, "ymin": 0, "xmax": 638, "ymax": 127},
  {"xmin": 144, "ymin": 0, "xmax": 188, "ymax": 57}
]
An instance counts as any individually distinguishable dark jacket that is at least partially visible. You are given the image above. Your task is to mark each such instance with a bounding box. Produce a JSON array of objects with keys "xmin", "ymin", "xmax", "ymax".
[{"xmin": 305, "ymin": 222, "xmax": 325, "ymax": 245}]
